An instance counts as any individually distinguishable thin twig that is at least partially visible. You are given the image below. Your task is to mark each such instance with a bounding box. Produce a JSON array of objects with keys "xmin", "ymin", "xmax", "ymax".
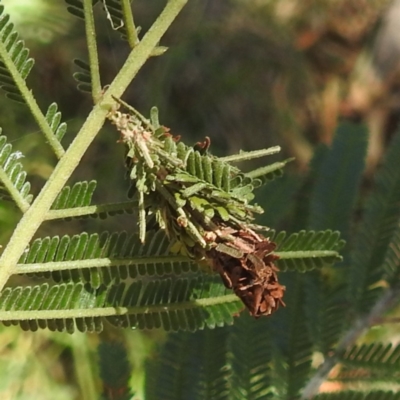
[
  {"xmin": 121, "ymin": 0, "xmax": 139, "ymax": 48},
  {"xmin": 83, "ymin": 0, "xmax": 102, "ymax": 102}
]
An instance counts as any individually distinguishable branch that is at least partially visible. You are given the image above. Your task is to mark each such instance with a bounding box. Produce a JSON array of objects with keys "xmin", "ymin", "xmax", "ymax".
[
  {"xmin": 83, "ymin": 0, "xmax": 102, "ymax": 102},
  {"xmin": 121, "ymin": 0, "xmax": 139, "ymax": 48},
  {"xmin": 0, "ymin": 0, "xmax": 188, "ymax": 293}
]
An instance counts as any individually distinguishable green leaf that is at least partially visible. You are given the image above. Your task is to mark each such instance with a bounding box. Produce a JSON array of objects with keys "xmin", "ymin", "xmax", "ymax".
[
  {"xmin": 341, "ymin": 342, "xmax": 400, "ymax": 374},
  {"xmin": 303, "ymin": 272, "xmax": 346, "ymax": 354},
  {"xmin": 271, "ymin": 273, "xmax": 313, "ymax": 398},
  {"xmin": 349, "ymin": 127, "xmax": 400, "ymax": 313},
  {"xmin": 98, "ymin": 341, "xmax": 134, "ymax": 399},
  {"xmin": 309, "ymin": 121, "xmax": 367, "ymax": 242},
  {"xmin": 51, "ymin": 180, "xmax": 97, "ymax": 210},
  {"xmin": 146, "ymin": 329, "xmax": 231, "ymax": 400},
  {"xmin": 0, "ymin": 5, "xmax": 35, "ymax": 104},
  {"xmin": 0, "ymin": 276, "xmax": 243, "ymax": 333},
  {"xmin": 271, "ymin": 230, "xmax": 344, "ymax": 272},
  {"xmin": 228, "ymin": 314, "xmax": 273, "ymax": 400},
  {"xmin": 17, "ymin": 230, "xmax": 198, "ymax": 284}
]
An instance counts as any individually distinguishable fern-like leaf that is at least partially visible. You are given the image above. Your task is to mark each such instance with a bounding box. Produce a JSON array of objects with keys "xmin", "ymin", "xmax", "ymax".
[
  {"xmin": 0, "ymin": 5, "xmax": 35, "ymax": 103},
  {"xmin": 98, "ymin": 341, "xmax": 134, "ymax": 400},
  {"xmin": 0, "ymin": 133, "xmax": 32, "ymax": 209},
  {"xmin": 271, "ymin": 274, "xmax": 313, "ymax": 399},
  {"xmin": 341, "ymin": 342, "xmax": 400, "ymax": 375},
  {"xmin": 271, "ymin": 230, "xmax": 344, "ymax": 272},
  {"xmin": 51, "ymin": 180, "xmax": 97, "ymax": 210},
  {"xmin": 308, "ymin": 121, "xmax": 367, "ymax": 242},
  {"xmin": 299, "ymin": 124, "xmax": 366, "ymax": 356},
  {"xmin": 0, "ymin": 276, "xmax": 243, "ymax": 333},
  {"xmin": 381, "ymin": 225, "xmax": 400, "ymax": 285},
  {"xmin": 349, "ymin": 127, "xmax": 400, "ymax": 313},
  {"xmin": 45, "ymin": 102, "xmax": 68, "ymax": 142},
  {"xmin": 303, "ymin": 273, "xmax": 346, "ymax": 354},
  {"xmin": 146, "ymin": 329, "xmax": 230, "ymax": 400},
  {"xmin": 17, "ymin": 230, "xmax": 197, "ymax": 284},
  {"xmin": 228, "ymin": 314, "xmax": 273, "ymax": 400}
]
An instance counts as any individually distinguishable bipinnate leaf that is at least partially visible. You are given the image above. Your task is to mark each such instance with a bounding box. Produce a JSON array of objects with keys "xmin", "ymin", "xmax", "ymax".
[
  {"xmin": 341, "ymin": 342, "xmax": 400, "ymax": 374},
  {"xmin": 17, "ymin": 230, "xmax": 198, "ymax": 284},
  {"xmin": 309, "ymin": 121, "xmax": 367, "ymax": 241},
  {"xmin": 0, "ymin": 276, "xmax": 243, "ymax": 333},
  {"xmin": 349, "ymin": 126, "xmax": 400, "ymax": 313},
  {"xmin": 303, "ymin": 272, "xmax": 346, "ymax": 354},
  {"xmin": 272, "ymin": 230, "xmax": 344, "ymax": 272},
  {"xmin": 146, "ymin": 329, "xmax": 231, "ymax": 400},
  {"xmin": 98, "ymin": 341, "xmax": 134, "ymax": 400},
  {"xmin": 271, "ymin": 274, "xmax": 313, "ymax": 398},
  {"xmin": 228, "ymin": 314, "xmax": 273, "ymax": 400}
]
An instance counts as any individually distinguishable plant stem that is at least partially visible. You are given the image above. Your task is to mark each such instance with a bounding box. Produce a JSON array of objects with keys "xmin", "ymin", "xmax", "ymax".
[
  {"xmin": 301, "ymin": 285, "xmax": 400, "ymax": 399},
  {"xmin": 0, "ymin": 0, "xmax": 188, "ymax": 293},
  {"xmin": 122, "ymin": 0, "xmax": 139, "ymax": 48},
  {"xmin": 83, "ymin": 0, "xmax": 102, "ymax": 103}
]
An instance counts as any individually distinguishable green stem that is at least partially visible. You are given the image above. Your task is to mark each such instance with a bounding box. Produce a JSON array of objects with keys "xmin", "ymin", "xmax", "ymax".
[
  {"xmin": 83, "ymin": 0, "xmax": 102, "ymax": 103},
  {"xmin": 275, "ymin": 250, "xmax": 342, "ymax": 259},
  {"xmin": 105, "ymin": 0, "xmax": 187, "ymax": 96},
  {"xmin": 220, "ymin": 146, "xmax": 281, "ymax": 163},
  {"xmin": 0, "ymin": 0, "xmax": 188, "ymax": 293},
  {"xmin": 122, "ymin": 0, "xmax": 139, "ymax": 48}
]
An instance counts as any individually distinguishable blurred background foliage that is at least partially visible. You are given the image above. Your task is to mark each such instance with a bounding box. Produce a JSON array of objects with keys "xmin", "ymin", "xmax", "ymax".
[{"xmin": 1, "ymin": 0, "xmax": 400, "ymax": 398}]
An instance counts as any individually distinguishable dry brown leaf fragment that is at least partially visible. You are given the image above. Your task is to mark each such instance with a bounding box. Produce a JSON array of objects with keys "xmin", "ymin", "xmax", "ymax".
[{"xmin": 206, "ymin": 228, "xmax": 285, "ymax": 318}]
